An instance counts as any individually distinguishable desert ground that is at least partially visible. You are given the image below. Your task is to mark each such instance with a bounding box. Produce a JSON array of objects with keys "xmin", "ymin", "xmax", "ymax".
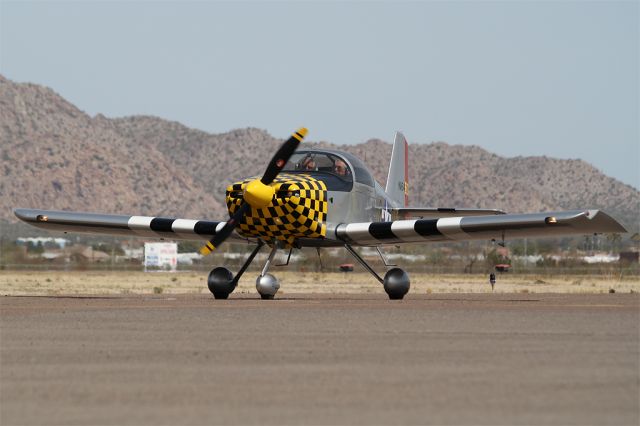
[
  {"xmin": 2, "ymin": 270, "xmax": 639, "ymax": 425},
  {"xmin": 0, "ymin": 270, "xmax": 638, "ymax": 296}
]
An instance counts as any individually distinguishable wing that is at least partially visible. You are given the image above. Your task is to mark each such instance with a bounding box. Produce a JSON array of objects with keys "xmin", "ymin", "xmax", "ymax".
[
  {"xmin": 392, "ymin": 207, "xmax": 506, "ymax": 219},
  {"xmin": 335, "ymin": 210, "xmax": 626, "ymax": 246},
  {"xmin": 14, "ymin": 208, "xmax": 251, "ymax": 242}
]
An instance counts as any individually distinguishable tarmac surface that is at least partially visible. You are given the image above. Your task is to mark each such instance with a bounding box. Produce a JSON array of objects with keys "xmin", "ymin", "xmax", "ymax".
[{"xmin": 1, "ymin": 293, "xmax": 639, "ymax": 425}]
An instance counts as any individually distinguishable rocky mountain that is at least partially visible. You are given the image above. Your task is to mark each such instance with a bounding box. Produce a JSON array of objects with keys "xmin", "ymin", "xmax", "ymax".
[
  {"xmin": 0, "ymin": 75, "xmax": 225, "ymax": 220},
  {"xmin": 1, "ymin": 75, "xmax": 638, "ymax": 232}
]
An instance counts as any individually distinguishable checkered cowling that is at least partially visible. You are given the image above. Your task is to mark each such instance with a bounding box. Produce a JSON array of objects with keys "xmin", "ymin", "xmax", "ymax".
[{"xmin": 226, "ymin": 173, "xmax": 328, "ymax": 247}]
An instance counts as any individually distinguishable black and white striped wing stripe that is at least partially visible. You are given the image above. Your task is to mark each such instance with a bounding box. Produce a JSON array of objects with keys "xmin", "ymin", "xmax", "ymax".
[
  {"xmin": 335, "ymin": 210, "xmax": 626, "ymax": 246},
  {"xmin": 14, "ymin": 209, "xmax": 249, "ymax": 242}
]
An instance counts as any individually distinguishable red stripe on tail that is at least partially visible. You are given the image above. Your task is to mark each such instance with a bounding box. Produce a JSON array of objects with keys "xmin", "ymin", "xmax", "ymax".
[{"xmin": 404, "ymin": 139, "xmax": 409, "ymax": 207}]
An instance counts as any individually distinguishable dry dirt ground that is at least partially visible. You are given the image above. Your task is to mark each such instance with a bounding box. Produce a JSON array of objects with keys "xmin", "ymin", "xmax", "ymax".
[
  {"xmin": 1, "ymin": 293, "xmax": 638, "ymax": 425},
  {"xmin": 1, "ymin": 270, "xmax": 639, "ymax": 296}
]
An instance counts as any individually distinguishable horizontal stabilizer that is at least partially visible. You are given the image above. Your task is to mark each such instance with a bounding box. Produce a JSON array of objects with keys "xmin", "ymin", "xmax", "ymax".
[{"xmin": 335, "ymin": 210, "xmax": 626, "ymax": 246}]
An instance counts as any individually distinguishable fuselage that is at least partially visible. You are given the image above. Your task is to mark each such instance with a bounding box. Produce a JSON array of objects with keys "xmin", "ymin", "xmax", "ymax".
[{"xmin": 226, "ymin": 149, "xmax": 398, "ymax": 247}]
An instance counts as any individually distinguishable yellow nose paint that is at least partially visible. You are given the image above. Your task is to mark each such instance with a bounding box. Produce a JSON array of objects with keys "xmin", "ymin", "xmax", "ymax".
[
  {"xmin": 226, "ymin": 173, "xmax": 328, "ymax": 248},
  {"xmin": 244, "ymin": 179, "xmax": 275, "ymax": 208}
]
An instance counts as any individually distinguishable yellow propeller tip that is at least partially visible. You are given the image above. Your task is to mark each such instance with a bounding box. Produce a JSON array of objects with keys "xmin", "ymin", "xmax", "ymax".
[
  {"xmin": 199, "ymin": 245, "xmax": 214, "ymax": 256},
  {"xmin": 297, "ymin": 128, "xmax": 308, "ymax": 137}
]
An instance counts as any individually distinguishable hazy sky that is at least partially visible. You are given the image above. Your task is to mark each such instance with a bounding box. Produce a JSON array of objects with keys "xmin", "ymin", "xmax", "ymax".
[{"xmin": 1, "ymin": 1, "xmax": 638, "ymax": 188}]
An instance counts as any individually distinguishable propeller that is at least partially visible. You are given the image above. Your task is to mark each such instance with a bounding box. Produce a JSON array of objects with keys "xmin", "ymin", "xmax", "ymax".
[{"xmin": 199, "ymin": 127, "xmax": 308, "ymax": 255}]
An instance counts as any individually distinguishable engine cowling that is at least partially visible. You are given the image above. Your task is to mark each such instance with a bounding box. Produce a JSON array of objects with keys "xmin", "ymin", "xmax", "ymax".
[{"xmin": 226, "ymin": 173, "xmax": 328, "ymax": 247}]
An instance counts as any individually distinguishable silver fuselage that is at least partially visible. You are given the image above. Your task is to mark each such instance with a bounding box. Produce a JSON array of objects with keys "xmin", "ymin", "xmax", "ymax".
[{"xmin": 225, "ymin": 149, "xmax": 398, "ymax": 247}]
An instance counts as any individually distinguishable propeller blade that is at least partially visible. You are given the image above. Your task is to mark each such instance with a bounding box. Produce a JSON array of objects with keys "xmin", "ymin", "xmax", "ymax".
[
  {"xmin": 199, "ymin": 203, "xmax": 250, "ymax": 255},
  {"xmin": 260, "ymin": 127, "xmax": 307, "ymax": 184},
  {"xmin": 200, "ymin": 127, "xmax": 308, "ymax": 256}
]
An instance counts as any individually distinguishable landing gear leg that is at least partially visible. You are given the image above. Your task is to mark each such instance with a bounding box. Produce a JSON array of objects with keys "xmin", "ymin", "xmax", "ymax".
[
  {"xmin": 256, "ymin": 244, "xmax": 280, "ymax": 300},
  {"xmin": 207, "ymin": 241, "xmax": 264, "ymax": 299},
  {"xmin": 344, "ymin": 244, "xmax": 410, "ymax": 300}
]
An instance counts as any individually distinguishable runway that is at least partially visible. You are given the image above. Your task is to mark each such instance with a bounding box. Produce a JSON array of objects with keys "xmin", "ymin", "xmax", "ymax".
[{"xmin": 1, "ymin": 293, "xmax": 638, "ymax": 425}]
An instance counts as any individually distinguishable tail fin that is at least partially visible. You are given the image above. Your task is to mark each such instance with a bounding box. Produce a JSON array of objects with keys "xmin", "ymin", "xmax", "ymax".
[{"xmin": 385, "ymin": 131, "xmax": 409, "ymax": 207}]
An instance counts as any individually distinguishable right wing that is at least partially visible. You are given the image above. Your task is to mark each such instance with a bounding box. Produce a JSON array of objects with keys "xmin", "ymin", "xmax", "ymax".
[
  {"xmin": 14, "ymin": 208, "xmax": 250, "ymax": 242},
  {"xmin": 335, "ymin": 209, "xmax": 626, "ymax": 246}
]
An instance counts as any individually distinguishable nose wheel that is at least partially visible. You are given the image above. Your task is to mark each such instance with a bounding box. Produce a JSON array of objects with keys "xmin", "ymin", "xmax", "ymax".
[
  {"xmin": 256, "ymin": 274, "xmax": 280, "ymax": 299},
  {"xmin": 256, "ymin": 244, "xmax": 280, "ymax": 300}
]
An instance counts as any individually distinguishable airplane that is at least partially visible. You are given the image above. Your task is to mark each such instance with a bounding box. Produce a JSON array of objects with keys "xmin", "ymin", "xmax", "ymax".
[{"xmin": 14, "ymin": 128, "xmax": 627, "ymax": 300}]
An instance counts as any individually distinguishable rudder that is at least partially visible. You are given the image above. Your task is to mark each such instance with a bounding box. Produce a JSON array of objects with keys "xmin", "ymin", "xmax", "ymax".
[{"xmin": 385, "ymin": 131, "xmax": 409, "ymax": 208}]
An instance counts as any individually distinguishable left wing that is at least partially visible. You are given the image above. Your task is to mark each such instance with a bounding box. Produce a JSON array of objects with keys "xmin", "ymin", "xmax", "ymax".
[
  {"xmin": 334, "ymin": 210, "xmax": 626, "ymax": 246},
  {"xmin": 14, "ymin": 208, "xmax": 250, "ymax": 242}
]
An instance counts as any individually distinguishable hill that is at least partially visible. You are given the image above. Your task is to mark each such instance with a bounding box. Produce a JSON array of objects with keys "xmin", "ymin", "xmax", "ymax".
[
  {"xmin": 0, "ymin": 75, "xmax": 225, "ymax": 221},
  {"xmin": 1, "ymin": 75, "xmax": 637, "ymax": 232}
]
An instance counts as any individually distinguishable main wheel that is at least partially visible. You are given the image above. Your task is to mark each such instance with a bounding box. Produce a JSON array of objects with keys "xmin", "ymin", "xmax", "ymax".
[
  {"xmin": 208, "ymin": 267, "xmax": 236, "ymax": 299},
  {"xmin": 383, "ymin": 268, "xmax": 410, "ymax": 300}
]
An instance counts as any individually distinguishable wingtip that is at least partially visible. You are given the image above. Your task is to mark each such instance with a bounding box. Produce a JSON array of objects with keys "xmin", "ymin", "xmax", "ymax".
[
  {"xmin": 14, "ymin": 208, "xmax": 33, "ymax": 222},
  {"xmin": 584, "ymin": 210, "xmax": 628, "ymax": 234}
]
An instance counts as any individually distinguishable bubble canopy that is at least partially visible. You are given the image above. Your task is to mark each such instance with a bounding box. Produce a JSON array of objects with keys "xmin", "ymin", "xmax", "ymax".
[{"xmin": 282, "ymin": 150, "xmax": 376, "ymax": 191}]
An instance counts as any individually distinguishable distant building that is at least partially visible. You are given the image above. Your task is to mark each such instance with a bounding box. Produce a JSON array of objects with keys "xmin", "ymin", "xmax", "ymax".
[
  {"xmin": 581, "ymin": 254, "xmax": 618, "ymax": 264},
  {"xmin": 122, "ymin": 247, "xmax": 144, "ymax": 260},
  {"xmin": 177, "ymin": 252, "xmax": 203, "ymax": 265},
  {"xmin": 75, "ymin": 247, "xmax": 110, "ymax": 262},
  {"xmin": 16, "ymin": 237, "xmax": 70, "ymax": 248},
  {"xmin": 40, "ymin": 250, "xmax": 64, "ymax": 261}
]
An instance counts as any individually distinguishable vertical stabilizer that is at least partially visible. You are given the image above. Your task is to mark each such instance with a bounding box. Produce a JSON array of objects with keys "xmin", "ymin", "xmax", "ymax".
[{"xmin": 385, "ymin": 131, "xmax": 409, "ymax": 207}]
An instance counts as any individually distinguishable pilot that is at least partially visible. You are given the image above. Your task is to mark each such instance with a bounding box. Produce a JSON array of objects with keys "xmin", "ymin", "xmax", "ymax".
[
  {"xmin": 334, "ymin": 159, "xmax": 348, "ymax": 176},
  {"xmin": 301, "ymin": 157, "xmax": 316, "ymax": 171}
]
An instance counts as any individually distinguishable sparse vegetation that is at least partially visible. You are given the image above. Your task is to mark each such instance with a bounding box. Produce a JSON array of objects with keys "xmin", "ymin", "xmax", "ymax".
[{"xmin": 0, "ymin": 271, "xmax": 638, "ymax": 296}]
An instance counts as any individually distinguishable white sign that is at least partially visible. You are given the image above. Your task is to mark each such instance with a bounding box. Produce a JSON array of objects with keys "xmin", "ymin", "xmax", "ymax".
[{"xmin": 144, "ymin": 242, "xmax": 178, "ymax": 271}]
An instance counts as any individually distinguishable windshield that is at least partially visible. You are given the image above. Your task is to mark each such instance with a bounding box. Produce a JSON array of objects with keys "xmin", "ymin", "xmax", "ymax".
[
  {"xmin": 284, "ymin": 152, "xmax": 351, "ymax": 178},
  {"xmin": 283, "ymin": 152, "xmax": 353, "ymax": 191}
]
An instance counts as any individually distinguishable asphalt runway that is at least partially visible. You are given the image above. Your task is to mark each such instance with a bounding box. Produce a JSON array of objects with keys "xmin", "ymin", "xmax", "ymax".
[{"xmin": 1, "ymin": 293, "xmax": 638, "ymax": 425}]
